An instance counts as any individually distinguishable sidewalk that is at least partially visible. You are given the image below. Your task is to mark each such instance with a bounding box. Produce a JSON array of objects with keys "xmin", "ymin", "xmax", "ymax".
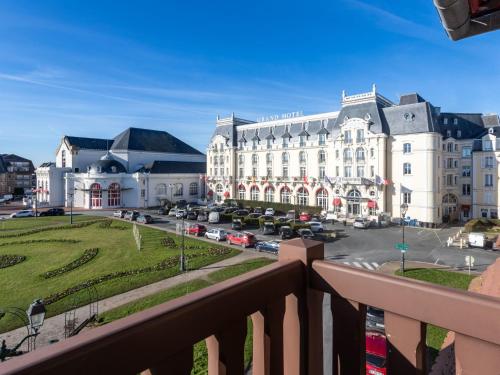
[
  {"xmin": 377, "ymin": 260, "xmax": 482, "ymax": 276},
  {"xmin": 1, "ymin": 250, "xmax": 270, "ymax": 351}
]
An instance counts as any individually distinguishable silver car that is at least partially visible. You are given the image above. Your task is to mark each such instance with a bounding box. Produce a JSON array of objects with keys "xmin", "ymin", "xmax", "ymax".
[
  {"xmin": 205, "ymin": 228, "xmax": 227, "ymax": 241},
  {"xmin": 10, "ymin": 210, "xmax": 34, "ymax": 218},
  {"xmin": 353, "ymin": 217, "xmax": 371, "ymax": 229}
]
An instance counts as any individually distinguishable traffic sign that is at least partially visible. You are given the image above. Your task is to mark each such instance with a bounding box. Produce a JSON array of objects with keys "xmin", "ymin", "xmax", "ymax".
[
  {"xmin": 465, "ymin": 255, "xmax": 475, "ymax": 267},
  {"xmin": 394, "ymin": 242, "xmax": 409, "ymax": 251}
]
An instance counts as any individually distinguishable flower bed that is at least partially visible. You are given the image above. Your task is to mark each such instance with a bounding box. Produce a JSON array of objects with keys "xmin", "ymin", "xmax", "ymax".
[
  {"xmin": 0, "ymin": 254, "xmax": 26, "ymax": 269},
  {"xmin": 43, "ymin": 248, "xmax": 99, "ymax": 279}
]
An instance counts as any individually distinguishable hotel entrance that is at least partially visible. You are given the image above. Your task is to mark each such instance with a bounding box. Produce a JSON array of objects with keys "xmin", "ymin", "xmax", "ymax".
[{"xmin": 347, "ymin": 189, "xmax": 361, "ymax": 216}]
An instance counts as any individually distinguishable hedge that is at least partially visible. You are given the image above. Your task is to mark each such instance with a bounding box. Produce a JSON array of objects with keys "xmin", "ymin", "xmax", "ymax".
[
  {"xmin": 464, "ymin": 218, "xmax": 500, "ymax": 233},
  {"xmin": 0, "ymin": 254, "xmax": 26, "ymax": 269},
  {"xmin": 234, "ymin": 200, "xmax": 322, "ymax": 215},
  {"xmin": 0, "ymin": 239, "xmax": 80, "ymax": 248},
  {"xmin": 43, "ymin": 248, "xmax": 99, "ymax": 279},
  {"xmin": 0, "ymin": 219, "xmax": 109, "ymax": 239}
]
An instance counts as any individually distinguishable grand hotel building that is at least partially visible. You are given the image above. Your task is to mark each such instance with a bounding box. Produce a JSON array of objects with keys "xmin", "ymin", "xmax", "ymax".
[{"xmin": 206, "ymin": 86, "xmax": 500, "ymax": 226}]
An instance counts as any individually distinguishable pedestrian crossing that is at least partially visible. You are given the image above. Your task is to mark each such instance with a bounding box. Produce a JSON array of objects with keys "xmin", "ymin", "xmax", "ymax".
[{"xmin": 342, "ymin": 261, "xmax": 380, "ymax": 270}]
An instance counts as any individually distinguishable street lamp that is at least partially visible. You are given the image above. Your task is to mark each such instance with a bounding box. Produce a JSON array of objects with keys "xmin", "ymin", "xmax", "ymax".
[
  {"xmin": 400, "ymin": 203, "xmax": 408, "ymax": 273},
  {"xmin": 27, "ymin": 299, "xmax": 46, "ymax": 334}
]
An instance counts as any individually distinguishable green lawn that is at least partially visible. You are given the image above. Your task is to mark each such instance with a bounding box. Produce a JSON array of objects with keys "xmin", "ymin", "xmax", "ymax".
[
  {"xmin": 97, "ymin": 258, "xmax": 275, "ymax": 374},
  {"xmin": 0, "ymin": 217, "xmax": 240, "ymax": 333},
  {"xmin": 0, "ymin": 214, "xmax": 100, "ymax": 231},
  {"xmin": 396, "ymin": 268, "xmax": 475, "ymax": 364}
]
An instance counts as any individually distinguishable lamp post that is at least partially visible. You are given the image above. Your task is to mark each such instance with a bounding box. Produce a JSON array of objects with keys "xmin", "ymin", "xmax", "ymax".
[
  {"xmin": 400, "ymin": 203, "xmax": 408, "ymax": 273},
  {"xmin": 0, "ymin": 299, "xmax": 46, "ymax": 361},
  {"xmin": 180, "ymin": 215, "xmax": 186, "ymax": 272}
]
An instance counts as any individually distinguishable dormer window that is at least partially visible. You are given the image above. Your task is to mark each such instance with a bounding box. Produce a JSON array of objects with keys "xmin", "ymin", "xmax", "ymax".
[
  {"xmin": 453, "ymin": 118, "xmax": 458, "ymax": 125},
  {"xmin": 489, "ymin": 127, "xmax": 494, "ymax": 135},
  {"xmin": 299, "ymin": 135, "xmax": 306, "ymax": 147},
  {"xmin": 252, "ymin": 139, "xmax": 258, "ymax": 150},
  {"xmin": 282, "ymin": 137, "xmax": 288, "ymax": 148},
  {"xmin": 446, "ymin": 130, "xmax": 451, "ymax": 137},
  {"xmin": 457, "ymin": 130, "xmax": 462, "ymax": 138},
  {"xmin": 443, "ymin": 118, "xmax": 448, "ymax": 125},
  {"xmin": 111, "ymin": 166, "xmax": 117, "ymax": 173},
  {"xmin": 319, "ymin": 133, "xmax": 326, "ymax": 146}
]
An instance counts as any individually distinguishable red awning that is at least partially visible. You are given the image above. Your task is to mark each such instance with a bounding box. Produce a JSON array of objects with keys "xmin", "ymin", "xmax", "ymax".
[
  {"xmin": 333, "ymin": 198, "xmax": 342, "ymax": 206},
  {"xmin": 367, "ymin": 200, "xmax": 377, "ymax": 209},
  {"xmin": 224, "ymin": 191, "xmax": 230, "ymax": 198},
  {"xmin": 207, "ymin": 190, "xmax": 213, "ymax": 196},
  {"xmin": 461, "ymin": 204, "xmax": 471, "ymax": 210}
]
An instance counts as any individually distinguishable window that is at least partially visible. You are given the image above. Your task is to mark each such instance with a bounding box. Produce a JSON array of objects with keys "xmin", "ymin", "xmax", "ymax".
[
  {"xmin": 61, "ymin": 150, "xmax": 66, "ymax": 168},
  {"xmin": 141, "ymin": 189, "xmax": 146, "ymax": 198},
  {"xmin": 462, "ymin": 166, "xmax": 471, "ymax": 177},
  {"xmin": 252, "ymin": 154, "xmax": 258, "ymax": 165},
  {"xmin": 356, "ymin": 166, "xmax": 364, "ymax": 177},
  {"xmin": 318, "ymin": 150, "xmax": 326, "ymax": 164},
  {"xmin": 319, "ymin": 166, "xmax": 325, "ymax": 179},
  {"xmin": 319, "ymin": 133, "xmax": 326, "ymax": 146},
  {"xmin": 267, "ymin": 138, "xmax": 272, "ymax": 149},
  {"xmin": 356, "ymin": 129, "xmax": 364, "ymax": 143},
  {"xmin": 264, "ymin": 187, "xmax": 274, "ymax": 202},
  {"xmin": 446, "ymin": 130, "xmax": 451, "ymax": 137},
  {"xmin": 156, "ymin": 184, "xmax": 167, "ymax": 196},
  {"xmin": 266, "ymin": 166, "xmax": 272, "ymax": 178},
  {"xmin": 238, "ymin": 185, "xmax": 246, "ymax": 200},
  {"xmin": 299, "ymin": 151, "xmax": 307, "ymax": 163},
  {"xmin": 491, "ymin": 210, "xmax": 498, "ymax": 219},
  {"xmin": 454, "ymin": 175, "xmax": 458, "ymax": 185},
  {"xmin": 336, "ymin": 166, "xmax": 340, "ymax": 177},
  {"xmin": 485, "ymin": 156, "xmax": 494, "ymax": 168},
  {"xmin": 356, "ymin": 147, "xmax": 365, "ymax": 161},
  {"xmin": 443, "ymin": 118, "xmax": 448, "ymax": 125},
  {"xmin": 316, "ymin": 188, "xmax": 328, "ymax": 210},
  {"xmin": 90, "ymin": 183, "xmax": 102, "ymax": 208},
  {"xmin": 446, "ymin": 158, "xmax": 453, "ymax": 169},
  {"xmin": 297, "ymin": 187, "xmax": 309, "ymax": 206},
  {"xmin": 485, "ymin": 174, "xmax": 494, "ymax": 187},
  {"xmin": 454, "ymin": 144, "xmax": 458, "ymax": 151},
  {"xmin": 370, "ymin": 148, "xmax": 375, "ymax": 158},
  {"xmin": 252, "ymin": 140, "xmax": 258, "ymax": 150},
  {"xmin": 370, "ymin": 166, "xmax": 375, "ymax": 177},
  {"xmin": 300, "ymin": 166, "xmax": 307, "ymax": 178},
  {"xmin": 280, "ymin": 187, "xmax": 291, "ymax": 204},
  {"xmin": 299, "ymin": 135, "xmax": 306, "ymax": 147},
  {"xmin": 108, "ymin": 183, "xmax": 121, "ymax": 207},
  {"xmin": 216, "ymin": 184, "xmax": 224, "ymax": 202},
  {"xmin": 403, "ymin": 192, "xmax": 411, "ymax": 204},
  {"xmin": 266, "ymin": 153, "xmax": 273, "ymax": 164},
  {"xmin": 462, "ymin": 146, "xmax": 471, "ymax": 158},
  {"xmin": 335, "ymin": 149, "xmax": 340, "ymax": 159},
  {"xmin": 282, "ymin": 166, "xmax": 288, "ymax": 178},
  {"xmin": 403, "ymin": 143, "xmax": 411, "ymax": 154},
  {"xmin": 74, "ymin": 168, "xmax": 79, "ymax": 173},
  {"xmin": 174, "ymin": 184, "xmax": 183, "ymax": 196},
  {"xmin": 453, "ymin": 160, "xmax": 458, "ymax": 168},
  {"xmin": 252, "ymin": 167, "xmax": 257, "ymax": 177},
  {"xmin": 238, "ymin": 155, "xmax": 244, "ymax": 165},
  {"xmin": 344, "ymin": 166, "xmax": 352, "ymax": 177},
  {"xmin": 457, "ymin": 130, "xmax": 462, "ymax": 138},
  {"xmin": 239, "ymin": 141, "xmax": 244, "ymax": 150},
  {"xmin": 189, "ymin": 183, "xmax": 198, "ymax": 196},
  {"xmin": 446, "ymin": 174, "xmax": 453, "ymax": 186},
  {"xmin": 282, "ymin": 152, "xmax": 289, "ymax": 164},
  {"xmin": 282, "ymin": 137, "xmax": 289, "ymax": 148},
  {"xmin": 344, "ymin": 130, "xmax": 352, "ymax": 144},
  {"xmin": 250, "ymin": 186, "xmax": 259, "ymax": 201},
  {"xmin": 403, "ymin": 163, "xmax": 412, "ymax": 175},
  {"xmin": 447, "ymin": 143, "xmax": 453, "ymax": 152},
  {"xmin": 239, "ymin": 168, "xmax": 243, "ymax": 178},
  {"xmin": 481, "ymin": 209, "xmax": 488, "ymax": 218},
  {"xmin": 483, "ymin": 140, "xmax": 493, "ymax": 151},
  {"xmin": 462, "ymin": 184, "xmax": 471, "ymax": 196},
  {"xmin": 343, "ymin": 148, "xmax": 352, "ymax": 162}
]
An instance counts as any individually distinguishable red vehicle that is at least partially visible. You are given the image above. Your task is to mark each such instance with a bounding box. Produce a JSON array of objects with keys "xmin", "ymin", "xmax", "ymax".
[
  {"xmin": 186, "ymin": 224, "xmax": 207, "ymax": 237},
  {"xmin": 299, "ymin": 212, "xmax": 312, "ymax": 222},
  {"xmin": 226, "ymin": 231, "xmax": 257, "ymax": 248},
  {"xmin": 366, "ymin": 331, "xmax": 387, "ymax": 375}
]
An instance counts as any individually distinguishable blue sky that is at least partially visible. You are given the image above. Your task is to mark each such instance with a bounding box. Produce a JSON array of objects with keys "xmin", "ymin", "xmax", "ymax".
[{"xmin": 1, "ymin": 0, "xmax": 500, "ymax": 166}]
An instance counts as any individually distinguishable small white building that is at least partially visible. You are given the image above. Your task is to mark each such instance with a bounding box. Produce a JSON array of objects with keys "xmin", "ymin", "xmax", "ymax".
[{"xmin": 36, "ymin": 127, "xmax": 206, "ymax": 209}]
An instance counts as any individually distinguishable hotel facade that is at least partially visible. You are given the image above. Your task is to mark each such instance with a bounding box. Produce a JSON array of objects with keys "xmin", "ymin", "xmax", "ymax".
[{"xmin": 206, "ymin": 86, "xmax": 500, "ymax": 226}]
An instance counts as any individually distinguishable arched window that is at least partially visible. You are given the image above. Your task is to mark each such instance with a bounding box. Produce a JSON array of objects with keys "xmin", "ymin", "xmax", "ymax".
[
  {"xmin": 90, "ymin": 183, "xmax": 102, "ymax": 208},
  {"xmin": 266, "ymin": 153, "xmax": 273, "ymax": 164},
  {"xmin": 442, "ymin": 193, "xmax": 458, "ymax": 204},
  {"xmin": 282, "ymin": 152, "xmax": 289, "ymax": 164},
  {"xmin": 250, "ymin": 185, "xmax": 260, "ymax": 201},
  {"xmin": 299, "ymin": 151, "xmax": 307, "ymax": 164},
  {"xmin": 318, "ymin": 150, "xmax": 326, "ymax": 164},
  {"xmin": 316, "ymin": 188, "xmax": 328, "ymax": 210},
  {"xmin": 370, "ymin": 148, "xmax": 375, "ymax": 158},
  {"xmin": 252, "ymin": 154, "xmax": 258, "ymax": 165},
  {"xmin": 156, "ymin": 183, "xmax": 167, "ymax": 196},
  {"xmin": 403, "ymin": 143, "xmax": 412, "ymax": 154},
  {"xmin": 356, "ymin": 147, "xmax": 365, "ymax": 161},
  {"xmin": 189, "ymin": 182, "xmax": 198, "ymax": 196},
  {"xmin": 264, "ymin": 186, "xmax": 274, "ymax": 202},
  {"xmin": 238, "ymin": 185, "xmax": 246, "ymax": 200},
  {"xmin": 297, "ymin": 187, "xmax": 309, "ymax": 206},
  {"xmin": 343, "ymin": 148, "xmax": 352, "ymax": 161},
  {"xmin": 238, "ymin": 155, "xmax": 244, "ymax": 165},
  {"xmin": 174, "ymin": 183, "xmax": 183, "ymax": 196},
  {"xmin": 108, "ymin": 183, "xmax": 121, "ymax": 207},
  {"xmin": 216, "ymin": 184, "xmax": 224, "ymax": 202},
  {"xmin": 403, "ymin": 162, "xmax": 412, "ymax": 175},
  {"xmin": 219, "ymin": 155, "xmax": 224, "ymax": 165},
  {"xmin": 280, "ymin": 186, "xmax": 291, "ymax": 204},
  {"xmin": 347, "ymin": 189, "xmax": 361, "ymax": 199}
]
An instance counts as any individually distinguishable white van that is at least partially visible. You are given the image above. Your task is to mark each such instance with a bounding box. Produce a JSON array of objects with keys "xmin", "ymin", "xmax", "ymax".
[
  {"xmin": 208, "ymin": 211, "xmax": 220, "ymax": 224},
  {"xmin": 468, "ymin": 232, "xmax": 485, "ymax": 248}
]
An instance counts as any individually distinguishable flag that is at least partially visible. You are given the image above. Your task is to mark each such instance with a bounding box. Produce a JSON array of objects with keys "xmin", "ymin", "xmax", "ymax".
[
  {"xmin": 303, "ymin": 176, "xmax": 308, "ymax": 185},
  {"xmin": 383, "ymin": 178, "xmax": 392, "ymax": 185}
]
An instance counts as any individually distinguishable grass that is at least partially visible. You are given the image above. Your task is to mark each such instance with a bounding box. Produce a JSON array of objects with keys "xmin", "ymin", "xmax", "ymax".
[
  {"xmin": 0, "ymin": 214, "xmax": 100, "ymax": 231},
  {"xmin": 0, "ymin": 217, "xmax": 240, "ymax": 333},
  {"xmin": 97, "ymin": 257, "xmax": 275, "ymax": 374},
  {"xmin": 395, "ymin": 268, "xmax": 475, "ymax": 365}
]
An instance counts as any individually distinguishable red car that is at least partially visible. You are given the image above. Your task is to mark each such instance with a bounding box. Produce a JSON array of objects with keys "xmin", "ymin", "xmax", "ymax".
[
  {"xmin": 186, "ymin": 224, "xmax": 207, "ymax": 236},
  {"xmin": 226, "ymin": 231, "xmax": 257, "ymax": 248},
  {"xmin": 366, "ymin": 331, "xmax": 387, "ymax": 375},
  {"xmin": 299, "ymin": 212, "xmax": 312, "ymax": 222}
]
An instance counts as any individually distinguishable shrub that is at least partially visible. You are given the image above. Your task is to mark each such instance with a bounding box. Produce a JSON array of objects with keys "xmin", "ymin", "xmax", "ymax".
[
  {"xmin": 43, "ymin": 248, "xmax": 99, "ymax": 279},
  {"xmin": 0, "ymin": 254, "xmax": 26, "ymax": 269},
  {"xmin": 161, "ymin": 236, "xmax": 177, "ymax": 248}
]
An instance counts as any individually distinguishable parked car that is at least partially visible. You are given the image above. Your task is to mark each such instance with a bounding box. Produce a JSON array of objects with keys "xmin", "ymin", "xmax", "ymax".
[
  {"xmin": 261, "ymin": 222, "xmax": 276, "ymax": 235},
  {"xmin": 208, "ymin": 211, "xmax": 220, "ymax": 224},
  {"xmin": 253, "ymin": 207, "xmax": 262, "ymax": 214},
  {"xmin": 10, "ymin": 210, "xmax": 34, "ymax": 218},
  {"xmin": 279, "ymin": 226, "xmax": 295, "ymax": 240},
  {"xmin": 168, "ymin": 208, "xmax": 177, "ymax": 217},
  {"xmin": 366, "ymin": 307, "xmax": 385, "ymax": 333},
  {"xmin": 264, "ymin": 208, "xmax": 275, "ymax": 216},
  {"xmin": 275, "ymin": 217, "xmax": 288, "ymax": 224},
  {"xmin": 39, "ymin": 208, "xmax": 65, "ymax": 217},
  {"xmin": 137, "ymin": 214, "xmax": 153, "ymax": 224},
  {"xmin": 308, "ymin": 221, "xmax": 324, "ymax": 233},
  {"xmin": 197, "ymin": 211, "xmax": 208, "ymax": 222},
  {"xmin": 186, "ymin": 210, "xmax": 199, "ymax": 220},
  {"xmin": 286, "ymin": 210, "xmax": 296, "ymax": 220},
  {"xmin": 256, "ymin": 240, "xmax": 280, "ymax": 254},
  {"xmin": 226, "ymin": 232, "xmax": 257, "ymax": 248},
  {"xmin": 113, "ymin": 210, "xmax": 127, "ymax": 218},
  {"xmin": 297, "ymin": 228, "xmax": 315, "ymax": 239},
  {"xmin": 157, "ymin": 207, "xmax": 167, "ymax": 215},
  {"xmin": 186, "ymin": 224, "xmax": 207, "ymax": 236},
  {"xmin": 310, "ymin": 215, "xmax": 322, "ymax": 222},
  {"xmin": 176, "ymin": 210, "xmax": 187, "ymax": 219},
  {"xmin": 247, "ymin": 213, "xmax": 261, "ymax": 219},
  {"xmin": 232, "ymin": 219, "xmax": 244, "ymax": 230},
  {"xmin": 259, "ymin": 215, "xmax": 274, "ymax": 222},
  {"xmin": 366, "ymin": 331, "xmax": 387, "ymax": 375},
  {"xmin": 124, "ymin": 211, "xmax": 140, "ymax": 221},
  {"xmin": 223, "ymin": 207, "xmax": 238, "ymax": 214},
  {"xmin": 234, "ymin": 209, "xmax": 249, "ymax": 217},
  {"xmin": 205, "ymin": 228, "xmax": 227, "ymax": 241},
  {"xmin": 299, "ymin": 212, "xmax": 312, "ymax": 222},
  {"xmin": 353, "ymin": 217, "xmax": 371, "ymax": 229}
]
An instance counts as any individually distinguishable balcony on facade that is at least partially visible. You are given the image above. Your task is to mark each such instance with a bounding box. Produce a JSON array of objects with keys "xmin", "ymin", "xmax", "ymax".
[{"xmin": 3, "ymin": 239, "xmax": 499, "ymax": 375}]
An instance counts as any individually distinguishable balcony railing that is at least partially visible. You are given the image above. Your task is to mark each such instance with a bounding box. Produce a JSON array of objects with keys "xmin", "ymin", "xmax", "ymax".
[{"xmin": 2, "ymin": 239, "xmax": 500, "ymax": 374}]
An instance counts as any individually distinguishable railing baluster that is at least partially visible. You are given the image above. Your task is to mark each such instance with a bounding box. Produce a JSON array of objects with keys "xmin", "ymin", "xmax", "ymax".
[
  {"xmin": 142, "ymin": 346, "xmax": 194, "ymax": 375},
  {"xmin": 330, "ymin": 298, "xmax": 366, "ymax": 375},
  {"xmin": 206, "ymin": 317, "xmax": 247, "ymax": 375},
  {"xmin": 384, "ymin": 312, "xmax": 426, "ymax": 374},
  {"xmin": 455, "ymin": 333, "xmax": 500, "ymax": 374}
]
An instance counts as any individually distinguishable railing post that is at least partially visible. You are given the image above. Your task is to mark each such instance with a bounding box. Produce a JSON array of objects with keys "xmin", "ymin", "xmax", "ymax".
[
  {"xmin": 206, "ymin": 317, "xmax": 247, "ymax": 375},
  {"xmin": 384, "ymin": 312, "xmax": 426, "ymax": 374},
  {"xmin": 455, "ymin": 333, "xmax": 500, "ymax": 374},
  {"xmin": 279, "ymin": 238, "xmax": 324, "ymax": 375}
]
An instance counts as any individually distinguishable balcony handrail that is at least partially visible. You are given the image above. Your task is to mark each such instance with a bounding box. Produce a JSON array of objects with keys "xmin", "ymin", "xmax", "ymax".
[
  {"xmin": 311, "ymin": 260, "xmax": 500, "ymax": 345},
  {"xmin": 1, "ymin": 260, "xmax": 304, "ymax": 375}
]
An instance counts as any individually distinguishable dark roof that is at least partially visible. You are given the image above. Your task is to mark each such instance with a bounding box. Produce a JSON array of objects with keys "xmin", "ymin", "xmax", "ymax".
[
  {"xmin": 111, "ymin": 127, "xmax": 202, "ymax": 155},
  {"xmin": 437, "ymin": 113, "xmax": 486, "ymax": 139},
  {"xmin": 0, "ymin": 154, "xmax": 35, "ymax": 172},
  {"xmin": 65, "ymin": 136, "xmax": 114, "ymax": 150},
  {"xmin": 335, "ymin": 101, "xmax": 390, "ymax": 134},
  {"xmin": 39, "ymin": 162, "xmax": 56, "ymax": 168},
  {"xmin": 88, "ymin": 159, "xmax": 127, "ymax": 174},
  {"xmin": 399, "ymin": 93, "xmax": 426, "ymax": 105},
  {"xmin": 138, "ymin": 161, "xmax": 207, "ymax": 174},
  {"xmin": 0, "ymin": 156, "xmax": 6, "ymax": 173}
]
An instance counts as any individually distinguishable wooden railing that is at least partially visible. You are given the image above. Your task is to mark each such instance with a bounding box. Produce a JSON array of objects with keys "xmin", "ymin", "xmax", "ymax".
[{"xmin": 1, "ymin": 238, "xmax": 500, "ymax": 374}]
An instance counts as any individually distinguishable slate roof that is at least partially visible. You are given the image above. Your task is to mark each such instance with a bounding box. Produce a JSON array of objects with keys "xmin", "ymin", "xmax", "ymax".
[
  {"xmin": 399, "ymin": 93, "xmax": 426, "ymax": 105},
  {"xmin": 437, "ymin": 113, "xmax": 486, "ymax": 139},
  {"xmin": 65, "ymin": 136, "xmax": 114, "ymax": 151},
  {"xmin": 0, "ymin": 154, "xmax": 35, "ymax": 172},
  {"xmin": 111, "ymin": 127, "xmax": 203, "ymax": 155},
  {"xmin": 0, "ymin": 156, "xmax": 6, "ymax": 173},
  {"xmin": 138, "ymin": 161, "xmax": 207, "ymax": 174},
  {"xmin": 39, "ymin": 162, "xmax": 56, "ymax": 168},
  {"xmin": 335, "ymin": 101, "xmax": 390, "ymax": 134}
]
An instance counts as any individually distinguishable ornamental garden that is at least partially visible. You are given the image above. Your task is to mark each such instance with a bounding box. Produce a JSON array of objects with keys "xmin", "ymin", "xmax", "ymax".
[{"xmin": 0, "ymin": 215, "xmax": 239, "ymax": 333}]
